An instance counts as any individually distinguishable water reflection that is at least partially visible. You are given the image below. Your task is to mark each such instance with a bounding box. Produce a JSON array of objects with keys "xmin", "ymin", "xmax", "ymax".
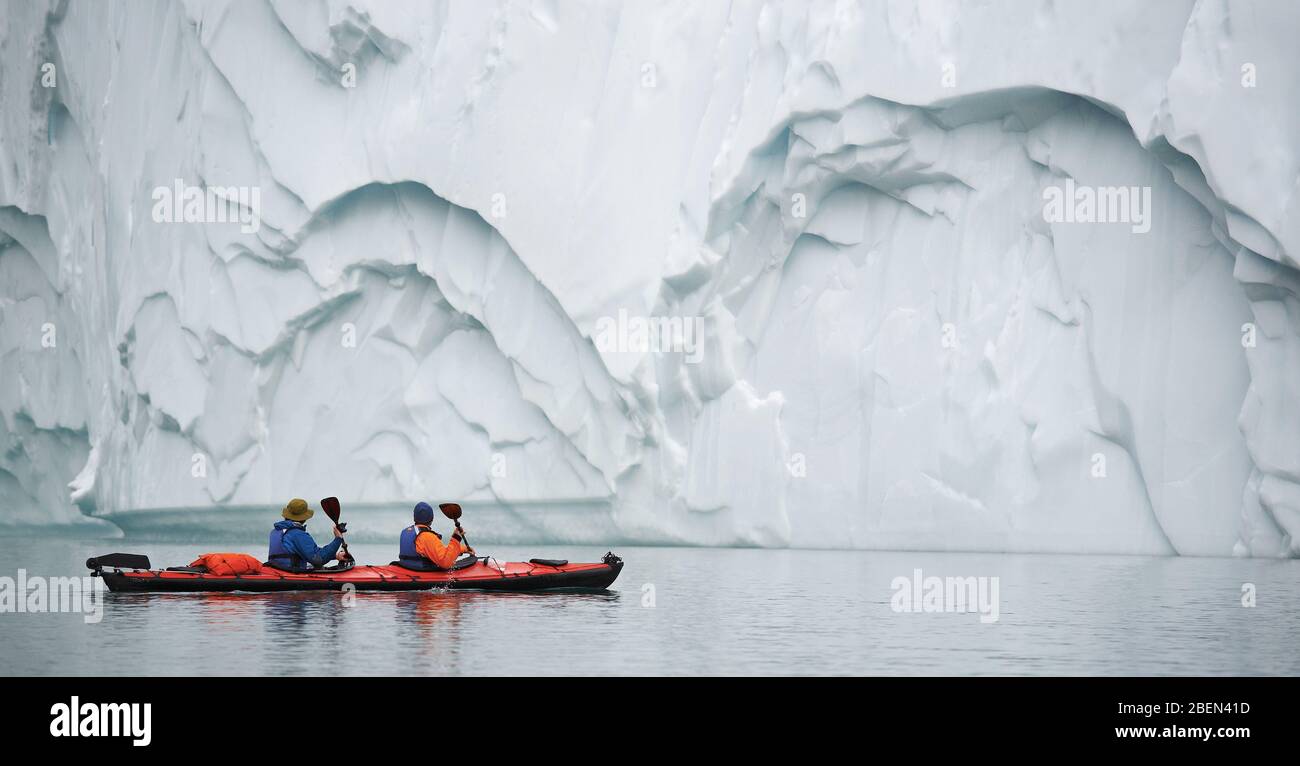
[
  {"xmin": 95, "ymin": 587, "xmax": 622, "ymax": 676},
  {"xmin": 385, "ymin": 589, "xmax": 621, "ymax": 674}
]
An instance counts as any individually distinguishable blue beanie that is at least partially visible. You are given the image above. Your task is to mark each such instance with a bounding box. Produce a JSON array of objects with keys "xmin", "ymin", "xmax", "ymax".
[{"xmin": 413, "ymin": 501, "xmax": 434, "ymax": 525}]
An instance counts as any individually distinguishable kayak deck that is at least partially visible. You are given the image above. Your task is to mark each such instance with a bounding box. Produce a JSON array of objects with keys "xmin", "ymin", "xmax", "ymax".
[{"xmin": 90, "ymin": 553, "xmax": 623, "ymax": 593}]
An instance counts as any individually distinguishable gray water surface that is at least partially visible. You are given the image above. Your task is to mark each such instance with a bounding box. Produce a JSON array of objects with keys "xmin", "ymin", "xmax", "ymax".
[{"xmin": 0, "ymin": 537, "xmax": 1296, "ymax": 675}]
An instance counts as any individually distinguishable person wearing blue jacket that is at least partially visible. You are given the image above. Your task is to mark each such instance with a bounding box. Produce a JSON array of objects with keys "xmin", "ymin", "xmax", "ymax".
[{"xmin": 267, "ymin": 498, "xmax": 346, "ymax": 571}]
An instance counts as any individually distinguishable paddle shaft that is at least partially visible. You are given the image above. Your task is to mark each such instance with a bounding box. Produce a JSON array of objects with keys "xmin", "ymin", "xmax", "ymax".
[{"xmin": 454, "ymin": 520, "xmax": 473, "ymax": 553}]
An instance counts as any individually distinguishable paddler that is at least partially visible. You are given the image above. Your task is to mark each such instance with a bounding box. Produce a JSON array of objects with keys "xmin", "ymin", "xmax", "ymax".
[
  {"xmin": 396, "ymin": 501, "xmax": 473, "ymax": 571},
  {"xmin": 267, "ymin": 498, "xmax": 347, "ymax": 571}
]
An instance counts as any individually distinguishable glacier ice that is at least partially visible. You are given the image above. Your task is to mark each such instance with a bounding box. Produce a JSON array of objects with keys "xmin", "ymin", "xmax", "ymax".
[{"xmin": 0, "ymin": 0, "xmax": 1296, "ymax": 556}]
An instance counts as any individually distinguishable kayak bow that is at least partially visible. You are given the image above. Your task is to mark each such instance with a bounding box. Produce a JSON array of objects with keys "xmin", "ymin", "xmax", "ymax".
[{"xmin": 87, "ymin": 552, "xmax": 623, "ymax": 593}]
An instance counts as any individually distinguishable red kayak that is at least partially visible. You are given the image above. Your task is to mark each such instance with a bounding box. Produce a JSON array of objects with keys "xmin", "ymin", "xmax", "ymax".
[{"xmin": 88, "ymin": 552, "xmax": 623, "ymax": 593}]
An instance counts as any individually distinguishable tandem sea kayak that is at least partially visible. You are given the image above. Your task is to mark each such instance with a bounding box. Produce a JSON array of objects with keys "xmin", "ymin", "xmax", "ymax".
[{"xmin": 87, "ymin": 552, "xmax": 623, "ymax": 593}]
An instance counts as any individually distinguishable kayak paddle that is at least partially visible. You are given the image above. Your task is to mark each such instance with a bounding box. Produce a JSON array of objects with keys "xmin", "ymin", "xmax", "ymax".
[
  {"xmin": 320, "ymin": 496, "xmax": 353, "ymax": 562},
  {"xmin": 439, "ymin": 502, "xmax": 475, "ymax": 554}
]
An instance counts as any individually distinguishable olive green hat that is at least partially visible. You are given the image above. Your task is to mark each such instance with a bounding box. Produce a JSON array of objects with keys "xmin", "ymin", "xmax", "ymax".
[{"xmin": 282, "ymin": 498, "xmax": 314, "ymax": 522}]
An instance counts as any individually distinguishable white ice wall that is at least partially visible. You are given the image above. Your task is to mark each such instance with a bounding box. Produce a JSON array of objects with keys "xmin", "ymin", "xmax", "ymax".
[{"xmin": 0, "ymin": 0, "xmax": 1296, "ymax": 555}]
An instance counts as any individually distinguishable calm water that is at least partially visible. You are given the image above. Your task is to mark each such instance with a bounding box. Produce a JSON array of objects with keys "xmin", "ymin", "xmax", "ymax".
[{"xmin": 0, "ymin": 536, "xmax": 1296, "ymax": 675}]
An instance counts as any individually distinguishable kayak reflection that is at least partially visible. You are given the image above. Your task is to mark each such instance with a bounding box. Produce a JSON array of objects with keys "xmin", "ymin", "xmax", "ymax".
[{"xmin": 97, "ymin": 587, "xmax": 620, "ymax": 675}]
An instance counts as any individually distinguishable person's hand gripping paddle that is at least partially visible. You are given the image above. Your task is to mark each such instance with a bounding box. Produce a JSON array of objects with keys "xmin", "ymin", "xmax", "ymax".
[
  {"xmin": 320, "ymin": 496, "xmax": 354, "ymax": 563},
  {"xmin": 439, "ymin": 503, "xmax": 475, "ymax": 555}
]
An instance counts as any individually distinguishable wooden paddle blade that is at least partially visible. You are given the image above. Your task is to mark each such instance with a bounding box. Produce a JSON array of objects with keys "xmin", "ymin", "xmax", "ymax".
[
  {"xmin": 438, "ymin": 502, "xmax": 462, "ymax": 520},
  {"xmin": 320, "ymin": 496, "xmax": 341, "ymax": 523}
]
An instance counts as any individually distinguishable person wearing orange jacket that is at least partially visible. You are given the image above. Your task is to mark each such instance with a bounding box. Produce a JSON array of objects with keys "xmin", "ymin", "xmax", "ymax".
[{"xmin": 397, "ymin": 501, "xmax": 474, "ymax": 570}]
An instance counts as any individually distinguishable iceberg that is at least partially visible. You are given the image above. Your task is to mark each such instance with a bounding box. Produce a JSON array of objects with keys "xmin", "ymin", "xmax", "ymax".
[{"xmin": 0, "ymin": 0, "xmax": 1296, "ymax": 556}]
